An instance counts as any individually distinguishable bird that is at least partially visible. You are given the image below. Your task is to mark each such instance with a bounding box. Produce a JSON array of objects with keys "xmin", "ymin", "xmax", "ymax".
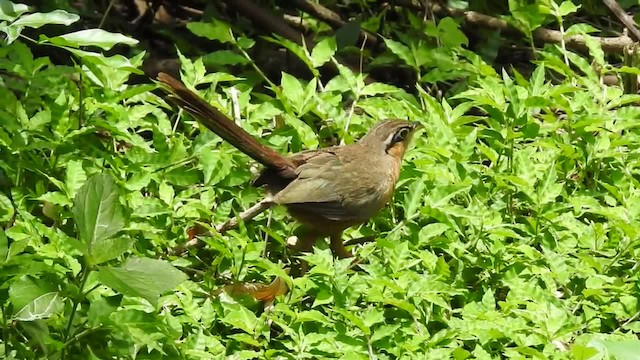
[{"xmin": 157, "ymin": 72, "xmax": 421, "ymax": 260}]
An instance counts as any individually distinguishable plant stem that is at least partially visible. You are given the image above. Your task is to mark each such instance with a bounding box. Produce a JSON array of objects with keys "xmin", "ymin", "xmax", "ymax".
[{"xmin": 61, "ymin": 264, "xmax": 91, "ymax": 359}]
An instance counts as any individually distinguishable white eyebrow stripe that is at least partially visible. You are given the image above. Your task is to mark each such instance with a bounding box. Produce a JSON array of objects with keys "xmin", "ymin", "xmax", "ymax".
[{"xmin": 384, "ymin": 132, "xmax": 395, "ymax": 147}]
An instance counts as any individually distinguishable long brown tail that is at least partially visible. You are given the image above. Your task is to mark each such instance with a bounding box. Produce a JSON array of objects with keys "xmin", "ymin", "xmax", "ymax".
[{"xmin": 157, "ymin": 73, "xmax": 295, "ymax": 178}]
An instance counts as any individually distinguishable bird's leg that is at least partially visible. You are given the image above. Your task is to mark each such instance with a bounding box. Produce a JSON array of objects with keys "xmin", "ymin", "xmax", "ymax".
[
  {"xmin": 286, "ymin": 232, "xmax": 316, "ymax": 253},
  {"xmin": 343, "ymin": 236, "xmax": 376, "ymax": 246},
  {"xmin": 287, "ymin": 232, "xmax": 317, "ymax": 276},
  {"xmin": 329, "ymin": 232, "xmax": 353, "ymax": 259}
]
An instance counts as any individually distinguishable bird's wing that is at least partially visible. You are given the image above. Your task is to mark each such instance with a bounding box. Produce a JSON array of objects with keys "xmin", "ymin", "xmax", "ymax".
[
  {"xmin": 273, "ymin": 148, "xmax": 380, "ymax": 221},
  {"xmin": 273, "ymin": 150, "xmax": 344, "ymax": 205}
]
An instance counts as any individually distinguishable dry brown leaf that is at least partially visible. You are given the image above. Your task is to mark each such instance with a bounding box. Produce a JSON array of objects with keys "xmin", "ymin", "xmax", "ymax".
[{"xmin": 222, "ymin": 277, "xmax": 289, "ymax": 302}]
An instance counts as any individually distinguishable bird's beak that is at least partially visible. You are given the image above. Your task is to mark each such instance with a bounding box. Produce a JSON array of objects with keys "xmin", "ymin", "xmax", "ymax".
[{"xmin": 410, "ymin": 121, "xmax": 423, "ymax": 130}]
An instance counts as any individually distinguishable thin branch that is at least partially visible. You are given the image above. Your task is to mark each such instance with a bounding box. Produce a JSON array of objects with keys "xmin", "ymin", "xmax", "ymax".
[
  {"xmin": 294, "ymin": 0, "xmax": 380, "ymax": 48},
  {"xmin": 169, "ymin": 199, "xmax": 274, "ymax": 255},
  {"xmin": 397, "ymin": 1, "xmax": 636, "ymax": 54},
  {"xmin": 603, "ymin": 0, "xmax": 640, "ymax": 42},
  {"xmin": 223, "ymin": 0, "xmax": 375, "ymax": 83}
]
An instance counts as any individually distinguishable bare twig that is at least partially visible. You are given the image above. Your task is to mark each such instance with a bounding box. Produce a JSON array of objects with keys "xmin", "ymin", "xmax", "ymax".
[
  {"xmin": 223, "ymin": 0, "xmax": 375, "ymax": 83},
  {"xmin": 229, "ymin": 87, "xmax": 241, "ymax": 123},
  {"xmin": 282, "ymin": 14, "xmax": 310, "ymax": 33},
  {"xmin": 217, "ymin": 199, "xmax": 274, "ymax": 233},
  {"xmin": 397, "ymin": 0, "xmax": 636, "ymax": 54},
  {"xmin": 294, "ymin": 0, "xmax": 380, "ymax": 48},
  {"xmin": 169, "ymin": 199, "xmax": 274, "ymax": 255},
  {"xmin": 603, "ymin": 0, "xmax": 640, "ymax": 42}
]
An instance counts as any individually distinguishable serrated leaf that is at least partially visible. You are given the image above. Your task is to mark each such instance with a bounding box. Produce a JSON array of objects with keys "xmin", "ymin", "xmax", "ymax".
[
  {"xmin": 65, "ymin": 160, "xmax": 86, "ymax": 199},
  {"xmin": 311, "ymin": 37, "xmax": 336, "ymax": 68},
  {"xmin": 87, "ymin": 236, "xmax": 134, "ymax": 266},
  {"xmin": 0, "ymin": 193, "xmax": 14, "ymax": 222},
  {"xmin": 383, "ymin": 38, "xmax": 416, "ymax": 68},
  {"xmin": 61, "ymin": 47, "xmax": 142, "ymax": 73},
  {"xmin": 37, "ymin": 191, "xmax": 71, "ymax": 207},
  {"xmin": 158, "ymin": 181, "xmax": 174, "ymax": 206},
  {"xmin": 361, "ymin": 82, "xmax": 401, "ymax": 97},
  {"xmin": 280, "ymin": 72, "xmax": 304, "ymax": 113},
  {"xmin": 73, "ymin": 173, "xmax": 125, "ymax": 254},
  {"xmin": 419, "ymin": 223, "xmax": 449, "ymax": 242},
  {"xmin": 404, "ymin": 176, "xmax": 427, "ymax": 219},
  {"xmin": 220, "ymin": 294, "xmax": 258, "ymax": 334},
  {"xmin": 187, "ymin": 21, "xmax": 234, "ymax": 43},
  {"xmin": 98, "ymin": 257, "xmax": 187, "ymax": 304},
  {"xmin": 556, "ymin": 1, "xmax": 579, "ymax": 17},
  {"xmin": 285, "ymin": 114, "xmax": 319, "ymax": 149},
  {"xmin": 436, "ymin": 17, "xmax": 468, "ymax": 48},
  {"xmin": 199, "ymin": 150, "xmax": 233, "ymax": 186}
]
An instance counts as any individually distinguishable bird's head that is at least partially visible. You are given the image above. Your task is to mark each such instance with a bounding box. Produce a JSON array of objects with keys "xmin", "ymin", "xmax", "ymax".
[{"xmin": 359, "ymin": 119, "xmax": 422, "ymax": 159}]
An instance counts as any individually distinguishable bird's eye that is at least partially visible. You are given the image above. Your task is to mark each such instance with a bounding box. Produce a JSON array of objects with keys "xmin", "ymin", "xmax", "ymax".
[{"xmin": 392, "ymin": 127, "xmax": 411, "ymax": 143}]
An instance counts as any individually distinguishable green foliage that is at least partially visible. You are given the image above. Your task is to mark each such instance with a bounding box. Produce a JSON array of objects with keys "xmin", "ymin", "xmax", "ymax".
[{"xmin": 2, "ymin": 1, "xmax": 640, "ymax": 359}]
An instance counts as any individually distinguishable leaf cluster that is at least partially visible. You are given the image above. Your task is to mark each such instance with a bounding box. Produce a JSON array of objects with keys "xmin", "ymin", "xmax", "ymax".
[{"xmin": 1, "ymin": 1, "xmax": 640, "ymax": 359}]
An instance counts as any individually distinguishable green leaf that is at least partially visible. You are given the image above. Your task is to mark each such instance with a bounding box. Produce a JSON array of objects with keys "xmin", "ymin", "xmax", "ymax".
[
  {"xmin": 419, "ymin": 223, "xmax": 449, "ymax": 242},
  {"xmin": 0, "ymin": 230, "xmax": 8, "ymax": 265},
  {"xmin": 187, "ymin": 21, "xmax": 234, "ymax": 44},
  {"xmin": 556, "ymin": 1, "xmax": 580, "ymax": 17},
  {"xmin": 435, "ymin": 17, "xmax": 468, "ymax": 48},
  {"xmin": 603, "ymin": 340, "xmax": 640, "ymax": 360},
  {"xmin": 220, "ymin": 293, "xmax": 258, "ymax": 334},
  {"xmin": 280, "ymin": 72, "xmax": 305, "ymax": 113},
  {"xmin": 311, "ymin": 37, "xmax": 336, "ymax": 68},
  {"xmin": 0, "ymin": 20, "xmax": 21, "ymax": 43},
  {"xmin": 9, "ymin": 276, "xmax": 61, "ymax": 319},
  {"xmin": 37, "ymin": 191, "xmax": 71, "ymax": 207},
  {"xmin": 12, "ymin": 9, "xmax": 79, "ymax": 28},
  {"xmin": 335, "ymin": 18, "xmax": 361, "ymax": 49},
  {"xmin": 158, "ymin": 181, "xmax": 175, "ymax": 206},
  {"xmin": 583, "ymin": 34, "xmax": 604, "ymax": 66},
  {"xmin": 28, "ymin": 108, "xmax": 50, "ymax": 130},
  {"xmin": 285, "ymin": 114, "xmax": 319, "ymax": 149},
  {"xmin": 0, "ymin": 192, "xmax": 14, "ymax": 222},
  {"xmin": 199, "ymin": 150, "xmax": 233, "ymax": 186},
  {"xmin": 202, "ymin": 50, "xmax": 249, "ymax": 66},
  {"xmin": 98, "ymin": 257, "xmax": 188, "ymax": 304},
  {"xmin": 73, "ymin": 173, "xmax": 125, "ymax": 253},
  {"xmin": 61, "ymin": 47, "xmax": 143, "ymax": 73},
  {"xmin": 87, "ymin": 236, "xmax": 134, "ymax": 266},
  {"xmin": 0, "ymin": 0, "xmax": 29, "ymax": 22},
  {"xmin": 361, "ymin": 82, "xmax": 401, "ymax": 97},
  {"xmin": 13, "ymin": 292, "xmax": 64, "ymax": 321},
  {"xmin": 537, "ymin": 161, "xmax": 562, "ymax": 206},
  {"xmin": 49, "ymin": 29, "xmax": 139, "ymax": 50},
  {"xmin": 64, "ymin": 160, "xmax": 86, "ymax": 200},
  {"xmin": 383, "ymin": 38, "xmax": 416, "ymax": 68},
  {"xmin": 404, "ymin": 176, "xmax": 427, "ymax": 219},
  {"xmin": 570, "ymin": 345, "xmax": 598, "ymax": 360}
]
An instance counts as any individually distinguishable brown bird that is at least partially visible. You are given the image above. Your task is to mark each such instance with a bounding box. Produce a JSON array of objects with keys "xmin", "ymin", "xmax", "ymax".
[{"xmin": 157, "ymin": 73, "xmax": 421, "ymax": 259}]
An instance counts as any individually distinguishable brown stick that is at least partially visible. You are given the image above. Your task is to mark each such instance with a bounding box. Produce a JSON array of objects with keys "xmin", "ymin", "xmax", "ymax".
[
  {"xmin": 223, "ymin": 0, "xmax": 375, "ymax": 83},
  {"xmin": 602, "ymin": 0, "xmax": 640, "ymax": 42},
  {"xmin": 398, "ymin": 0, "xmax": 636, "ymax": 54},
  {"xmin": 294, "ymin": 0, "xmax": 380, "ymax": 48},
  {"xmin": 169, "ymin": 199, "xmax": 273, "ymax": 255}
]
